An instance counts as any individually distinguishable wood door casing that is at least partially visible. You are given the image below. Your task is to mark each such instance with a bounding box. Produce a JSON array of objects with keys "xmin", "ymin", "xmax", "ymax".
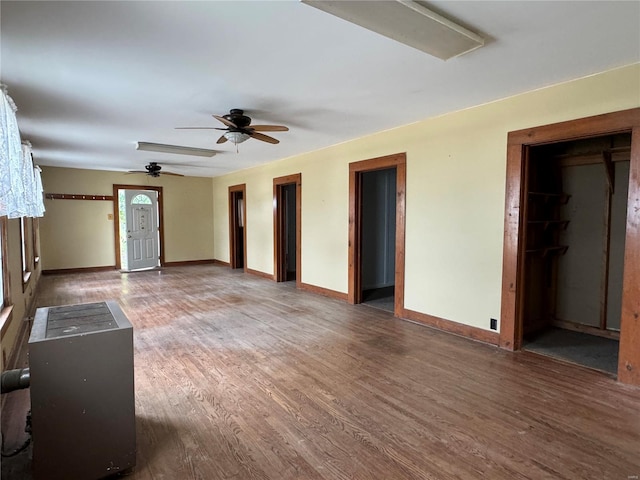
[
  {"xmin": 348, "ymin": 153, "xmax": 406, "ymax": 318},
  {"xmin": 499, "ymin": 107, "xmax": 640, "ymax": 386},
  {"xmin": 112, "ymin": 184, "xmax": 164, "ymax": 270}
]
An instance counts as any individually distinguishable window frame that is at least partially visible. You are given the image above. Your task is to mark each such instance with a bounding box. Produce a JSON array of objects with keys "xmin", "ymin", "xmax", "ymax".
[{"xmin": 0, "ymin": 216, "xmax": 14, "ymax": 341}]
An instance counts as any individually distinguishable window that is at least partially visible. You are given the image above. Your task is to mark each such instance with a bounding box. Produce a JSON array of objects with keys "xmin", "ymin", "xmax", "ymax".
[
  {"xmin": 20, "ymin": 217, "xmax": 31, "ymax": 287},
  {"xmin": 32, "ymin": 218, "xmax": 40, "ymax": 266},
  {"xmin": 131, "ymin": 194, "xmax": 152, "ymax": 205},
  {"xmin": 0, "ymin": 216, "xmax": 8, "ymax": 309},
  {"xmin": 118, "ymin": 190, "xmax": 128, "ymax": 270},
  {"xmin": 0, "ymin": 216, "xmax": 12, "ymax": 340}
]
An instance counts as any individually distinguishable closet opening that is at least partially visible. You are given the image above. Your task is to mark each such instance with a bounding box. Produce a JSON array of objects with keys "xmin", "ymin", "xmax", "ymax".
[
  {"xmin": 228, "ymin": 184, "xmax": 246, "ymax": 270},
  {"xmin": 521, "ymin": 133, "xmax": 631, "ymax": 374},
  {"xmin": 360, "ymin": 168, "xmax": 397, "ymax": 313},
  {"xmin": 348, "ymin": 153, "xmax": 406, "ymax": 318},
  {"xmin": 273, "ymin": 173, "xmax": 301, "ymax": 285}
]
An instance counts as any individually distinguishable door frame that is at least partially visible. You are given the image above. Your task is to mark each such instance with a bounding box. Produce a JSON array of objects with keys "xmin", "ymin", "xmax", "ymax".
[
  {"xmin": 499, "ymin": 107, "xmax": 640, "ymax": 386},
  {"xmin": 348, "ymin": 153, "xmax": 406, "ymax": 317},
  {"xmin": 273, "ymin": 173, "xmax": 302, "ymax": 285},
  {"xmin": 113, "ymin": 184, "xmax": 164, "ymax": 270},
  {"xmin": 228, "ymin": 184, "xmax": 247, "ymax": 271}
]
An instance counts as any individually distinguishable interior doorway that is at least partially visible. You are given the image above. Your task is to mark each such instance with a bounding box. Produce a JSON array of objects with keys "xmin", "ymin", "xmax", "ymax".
[
  {"xmin": 273, "ymin": 174, "xmax": 301, "ymax": 285},
  {"xmin": 349, "ymin": 153, "xmax": 406, "ymax": 317},
  {"xmin": 228, "ymin": 184, "xmax": 246, "ymax": 270},
  {"xmin": 360, "ymin": 168, "xmax": 397, "ymax": 312},
  {"xmin": 500, "ymin": 108, "xmax": 640, "ymax": 386},
  {"xmin": 520, "ymin": 134, "xmax": 630, "ymax": 374},
  {"xmin": 113, "ymin": 184, "xmax": 164, "ymax": 271}
]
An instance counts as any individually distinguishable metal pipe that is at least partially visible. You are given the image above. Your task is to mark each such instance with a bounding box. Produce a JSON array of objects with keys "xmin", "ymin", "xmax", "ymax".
[{"xmin": 1, "ymin": 368, "xmax": 30, "ymax": 394}]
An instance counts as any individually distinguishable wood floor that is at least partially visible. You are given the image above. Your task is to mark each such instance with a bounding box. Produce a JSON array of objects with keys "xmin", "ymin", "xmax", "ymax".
[{"xmin": 2, "ymin": 265, "xmax": 640, "ymax": 479}]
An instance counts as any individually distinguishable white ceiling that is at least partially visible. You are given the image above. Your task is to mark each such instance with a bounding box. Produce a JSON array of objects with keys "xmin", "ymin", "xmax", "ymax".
[{"xmin": 1, "ymin": 1, "xmax": 639, "ymax": 178}]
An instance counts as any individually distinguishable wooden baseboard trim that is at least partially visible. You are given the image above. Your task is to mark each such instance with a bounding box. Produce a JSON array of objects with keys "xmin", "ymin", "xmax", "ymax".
[
  {"xmin": 246, "ymin": 268, "xmax": 275, "ymax": 280},
  {"xmin": 551, "ymin": 319, "xmax": 620, "ymax": 340},
  {"xmin": 163, "ymin": 259, "xmax": 216, "ymax": 268},
  {"xmin": 42, "ymin": 266, "xmax": 116, "ymax": 275},
  {"xmin": 213, "ymin": 259, "xmax": 231, "ymax": 267},
  {"xmin": 299, "ymin": 283, "xmax": 348, "ymax": 301},
  {"xmin": 401, "ymin": 308, "xmax": 499, "ymax": 345}
]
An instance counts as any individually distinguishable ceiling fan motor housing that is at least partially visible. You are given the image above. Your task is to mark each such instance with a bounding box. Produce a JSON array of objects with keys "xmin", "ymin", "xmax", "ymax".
[
  {"xmin": 145, "ymin": 162, "xmax": 162, "ymax": 177},
  {"xmin": 224, "ymin": 109, "xmax": 251, "ymax": 129}
]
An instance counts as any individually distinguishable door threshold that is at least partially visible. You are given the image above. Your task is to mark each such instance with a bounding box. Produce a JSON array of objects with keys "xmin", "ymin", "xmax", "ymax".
[{"xmin": 120, "ymin": 266, "xmax": 161, "ymax": 273}]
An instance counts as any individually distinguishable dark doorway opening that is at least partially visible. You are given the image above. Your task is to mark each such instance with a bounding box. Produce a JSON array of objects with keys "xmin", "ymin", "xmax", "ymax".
[
  {"xmin": 229, "ymin": 184, "xmax": 246, "ymax": 270},
  {"xmin": 282, "ymin": 184, "xmax": 297, "ymax": 281},
  {"xmin": 274, "ymin": 173, "xmax": 301, "ymax": 285},
  {"xmin": 360, "ymin": 168, "xmax": 397, "ymax": 313}
]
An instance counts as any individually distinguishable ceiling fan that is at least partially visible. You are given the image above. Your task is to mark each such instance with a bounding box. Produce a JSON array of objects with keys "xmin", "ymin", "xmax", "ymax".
[
  {"xmin": 127, "ymin": 162, "xmax": 183, "ymax": 178},
  {"xmin": 176, "ymin": 109, "xmax": 289, "ymax": 145}
]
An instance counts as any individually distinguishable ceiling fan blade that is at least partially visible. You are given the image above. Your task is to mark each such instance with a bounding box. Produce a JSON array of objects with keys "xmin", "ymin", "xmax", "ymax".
[
  {"xmin": 127, "ymin": 170, "xmax": 147, "ymax": 174},
  {"xmin": 216, "ymin": 134, "xmax": 228, "ymax": 144},
  {"xmin": 248, "ymin": 125, "xmax": 289, "ymax": 132},
  {"xmin": 161, "ymin": 172, "xmax": 184, "ymax": 177},
  {"xmin": 175, "ymin": 127, "xmax": 219, "ymax": 130},
  {"xmin": 213, "ymin": 115, "xmax": 238, "ymax": 128},
  {"xmin": 250, "ymin": 132, "xmax": 280, "ymax": 144}
]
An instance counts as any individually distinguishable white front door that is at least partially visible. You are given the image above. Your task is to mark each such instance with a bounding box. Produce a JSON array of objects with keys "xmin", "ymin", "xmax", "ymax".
[{"xmin": 125, "ymin": 190, "xmax": 159, "ymax": 271}]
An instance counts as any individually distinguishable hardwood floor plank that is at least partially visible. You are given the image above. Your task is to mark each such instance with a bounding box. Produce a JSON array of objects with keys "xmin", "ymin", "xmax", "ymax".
[{"xmin": 2, "ymin": 265, "xmax": 639, "ymax": 480}]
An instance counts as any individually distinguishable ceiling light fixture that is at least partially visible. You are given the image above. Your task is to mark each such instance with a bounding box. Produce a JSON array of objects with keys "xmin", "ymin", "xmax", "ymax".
[
  {"xmin": 301, "ymin": 0, "xmax": 484, "ymax": 60},
  {"xmin": 223, "ymin": 131, "xmax": 251, "ymax": 145},
  {"xmin": 136, "ymin": 142, "xmax": 217, "ymax": 157}
]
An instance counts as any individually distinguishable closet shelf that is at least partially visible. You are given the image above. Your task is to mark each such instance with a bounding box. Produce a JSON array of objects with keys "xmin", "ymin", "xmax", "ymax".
[
  {"xmin": 527, "ymin": 220, "xmax": 570, "ymax": 231},
  {"xmin": 525, "ymin": 245, "xmax": 569, "ymax": 257},
  {"xmin": 528, "ymin": 192, "xmax": 571, "ymax": 204}
]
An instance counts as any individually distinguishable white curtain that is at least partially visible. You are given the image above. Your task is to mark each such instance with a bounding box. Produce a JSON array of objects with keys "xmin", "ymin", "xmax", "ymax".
[
  {"xmin": 0, "ymin": 85, "xmax": 44, "ymax": 218},
  {"xmin": 0, "ymin": 84, "xmax": 24, "ymax": 217},
  {"xmin": 19, "ymin": 142, "xmax": 44, "ymax": 218},
  {"xmin": 34, "ymin": 165, "xmax": 45, "ymax": 217}
]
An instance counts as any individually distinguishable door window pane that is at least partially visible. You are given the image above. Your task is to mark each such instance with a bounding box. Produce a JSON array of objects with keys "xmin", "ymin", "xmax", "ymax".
[{"xmin": 131, "ymin": 194, "xmax": 151, "ymax": 205}]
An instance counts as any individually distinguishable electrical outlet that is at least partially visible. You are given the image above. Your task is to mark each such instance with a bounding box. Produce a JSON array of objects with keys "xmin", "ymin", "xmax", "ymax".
[{"xmin": 490, "ymin": 318, "xmax": 498, "ymax": 330}]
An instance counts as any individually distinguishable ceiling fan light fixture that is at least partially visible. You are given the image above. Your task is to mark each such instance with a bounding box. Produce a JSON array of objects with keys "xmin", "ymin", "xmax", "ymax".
[
  {"xmin": 223, "ymin": 131, "xmax": 251, "ymax": 145},
  {"xmin": 136, "ymin": 142, "xmax": 217, "ymax": 157}
]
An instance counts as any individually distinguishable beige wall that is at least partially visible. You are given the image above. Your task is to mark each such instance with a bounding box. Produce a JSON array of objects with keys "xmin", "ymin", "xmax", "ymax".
[
  {"xmin": 3, "ymin": 64, "xmax": 637, "ymax": 364},
  {"xmin": 40, "ymin": 167, "xmax": 215, "ymax": 270},
  {"xmin": 212, "ymin": 63, "xmax": 640, "ymax": 332}
]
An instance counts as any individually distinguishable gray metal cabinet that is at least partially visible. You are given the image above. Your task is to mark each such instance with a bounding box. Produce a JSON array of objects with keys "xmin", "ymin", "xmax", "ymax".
[{"xmin": 29, "ymin": 300, "xmax": 136, "ymax": 480}]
